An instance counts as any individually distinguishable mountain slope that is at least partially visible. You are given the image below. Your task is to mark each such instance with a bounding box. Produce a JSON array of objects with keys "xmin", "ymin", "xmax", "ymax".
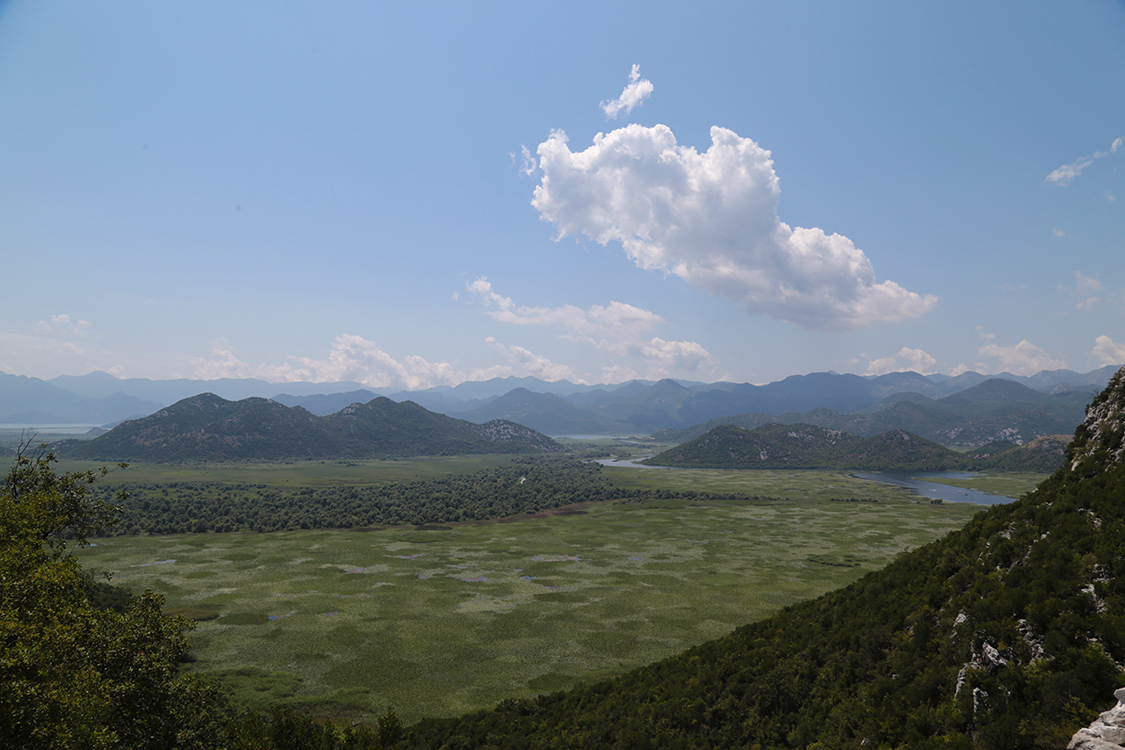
[
  {"xmin": 404, "ymin": 367, "xmax": 1125, "ymax": 748},
  {"xmin": 454, "ymin": 388, "xmax": 630, "ymax": 435},
  {"xmin": 0, "ymin": 372, "xmax": 161, "ymax": 424},
  {"xmin": 648, "ymin": 423, "xmax": 967, "ymax": 470},
  {"xmin": 270, "ymin": 389, "xmax": 380, "ymax": 416},
  {"xmin": 655, "ymin": 378, "xmax": 1091, "ymax": 448},
  {"xmin": 59, "ymin": 394, "xmax": 561, "ymax": 461}
]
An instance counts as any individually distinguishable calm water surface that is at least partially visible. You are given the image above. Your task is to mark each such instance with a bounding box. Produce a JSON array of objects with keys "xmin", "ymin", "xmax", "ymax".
[{"xmin": 851, "ymin": 471, "xmax": 1014, "ymax": 505}]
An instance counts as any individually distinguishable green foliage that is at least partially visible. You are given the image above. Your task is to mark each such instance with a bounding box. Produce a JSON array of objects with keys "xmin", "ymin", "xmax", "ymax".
[
  {"xmin": 969, "ymin": 435, "xmax": 1070, "ymax": 473},
  {"xmin": 0, "ymin": 446, "xmax": 232, "ymax": 748},
  {"xmin": 225, "ymin": 707, "xmax": 402, "ymax": 749},
  {"xmin": 84, "ymin": 457, "xmax": 738, "ymax": 535},
  {"xmin": 4, "ymin": 441, "xmax": 125, "ymax": 544}
]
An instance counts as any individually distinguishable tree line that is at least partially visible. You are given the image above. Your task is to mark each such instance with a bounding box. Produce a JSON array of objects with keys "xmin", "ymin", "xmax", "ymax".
[{"xmin": 87, "ymin": 457, "xmax": 746, "ymax": 536}]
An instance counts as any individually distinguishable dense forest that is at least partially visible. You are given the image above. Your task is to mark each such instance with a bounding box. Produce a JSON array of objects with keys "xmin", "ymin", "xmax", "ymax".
[{"xmin": 84, "ymin": 457, "xmax": 750, "ymax": 535}]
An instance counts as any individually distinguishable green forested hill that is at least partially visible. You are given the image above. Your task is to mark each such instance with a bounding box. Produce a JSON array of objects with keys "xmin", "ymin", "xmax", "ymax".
[
  {"xmin": 648, "ymin": 422, "xmax": 1069, "ymax": 473},
  {"xmin": 653, "ymin": 378, "xmax": 1091, "ymax": 449},
  {"xmin": 647, "ymin": 423, "xmax": 968, "ymax": 470},
  {"xmin": 400, "ymin": 368, "xmax": 1125, "ymax": 748},
  {"xmin": 58, "ymin": 393, "xmax": 561, "ymax": 461}
]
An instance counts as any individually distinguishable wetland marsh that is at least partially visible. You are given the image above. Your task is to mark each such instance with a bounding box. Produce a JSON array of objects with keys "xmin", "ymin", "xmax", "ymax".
[{"xmin": 78, "ymin": 464, "xmax": 985, "ymax": 724}]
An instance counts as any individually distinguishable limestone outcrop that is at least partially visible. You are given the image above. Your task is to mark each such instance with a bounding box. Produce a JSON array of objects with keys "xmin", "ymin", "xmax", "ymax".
[{"xmin": 1069, "ymin": 688, "xmax": 1125, "ymax": 749}]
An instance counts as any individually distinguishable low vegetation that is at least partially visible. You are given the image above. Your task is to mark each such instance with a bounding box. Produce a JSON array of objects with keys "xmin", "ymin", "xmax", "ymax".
[{"xmin": 77, "ymin": 475, "xmax": 978, "ymax": 724}]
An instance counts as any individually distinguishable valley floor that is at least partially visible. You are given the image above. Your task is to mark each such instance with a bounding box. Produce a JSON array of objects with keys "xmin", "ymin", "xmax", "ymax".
[{"xmin": 78, "ymin": 473, "xmax": 982, "ymax": 724}]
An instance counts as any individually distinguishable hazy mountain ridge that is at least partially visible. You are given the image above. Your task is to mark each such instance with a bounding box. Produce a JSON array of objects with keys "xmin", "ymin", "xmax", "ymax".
[
  {"xmin": 653, "ymin": 378, "xmax": 1093, "ymax": 449},
  {"xmin": 401, "ymin": 368, "xmax": 1125, "ymax": 748},
  {"xmin": 453, "ymin": 388, "xmax": 633, "ymax": 435},
  {"xmin": 3, "ymin": 366, "xmax": 1117, "ymax": 439},
  {"xmin": 0, "ymin": 372, "xmax": 162, "ymax": 424},
  {"xmin": 57, "ymin": 393, "xmax": 561, "ymax": 461},
  {"xmin": 454, "ymin": 370, "xmax": 1113, "ymax": 438}
]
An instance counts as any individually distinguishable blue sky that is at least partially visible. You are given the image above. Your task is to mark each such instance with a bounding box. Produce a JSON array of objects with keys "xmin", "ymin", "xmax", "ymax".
[{"xmin": 1, "ymin": 1, "xmax": 1123, "ymax": 389}]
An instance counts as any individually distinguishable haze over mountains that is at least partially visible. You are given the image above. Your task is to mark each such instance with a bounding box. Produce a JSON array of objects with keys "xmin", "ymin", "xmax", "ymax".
[{"xmin": 3, "ymin": 366, "xmax": 1118, "ymax": 449}]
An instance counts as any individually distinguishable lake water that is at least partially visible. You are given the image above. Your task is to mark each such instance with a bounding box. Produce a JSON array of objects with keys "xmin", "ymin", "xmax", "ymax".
[
  {"xmin": 594, "ymin": 457, "xmax": 666, "ymax": 470},
  {"xmin": 594, "ymin": 459, "xmax": 1014, "ymax": 504},
  {"xmin": 0, "ymin": 423, "xmax": 104, "ymax": 434},
  {"xmin": 850, "ymin": 471, "xmax": 1014, "ymax": 505}
]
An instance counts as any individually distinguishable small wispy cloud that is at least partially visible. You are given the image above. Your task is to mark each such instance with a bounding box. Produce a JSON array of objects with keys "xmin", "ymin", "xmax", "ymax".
[
  {"xmin": 1059, "ymin": 270, "xmax": 1104, "ymax": 311},
  {"xmin": 466, "ymin": 276, "xmax": 716, "ymax": 378},
  {"xmin": 600, "ymin": 64, "xmax": 654, "ymax": 120},
  {"xmin": 516, "ymin": 145, "xmax": 537, "ymax": 177},
  {"xmin": 1045, "ymin": 135, "xmax": 1124, "ymax": 186},
  {"xmin": 34, "ymin": 314, "xmax": 92, "ymax": 337}
]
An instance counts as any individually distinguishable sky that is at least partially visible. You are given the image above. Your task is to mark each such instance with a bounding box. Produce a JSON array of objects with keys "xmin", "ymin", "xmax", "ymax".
[{"xmin": 1, "ymin": 1, "xmax": 1123, "ymax": 390}]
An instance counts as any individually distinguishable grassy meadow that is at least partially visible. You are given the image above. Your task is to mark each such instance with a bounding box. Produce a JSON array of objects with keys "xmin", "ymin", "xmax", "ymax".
[{"xmin": 77, "ymin": 461, "xmax": 987, "ymax": 725}]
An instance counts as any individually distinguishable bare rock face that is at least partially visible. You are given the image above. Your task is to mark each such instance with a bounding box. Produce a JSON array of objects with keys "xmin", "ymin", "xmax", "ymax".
[
  {"xmin": 1069, "ymin": 688, "xmax": 1125, "ymax": 750},
  {"xmin": 1068, "ymin": 367, "xmax": 1125, "ymax": 473}
]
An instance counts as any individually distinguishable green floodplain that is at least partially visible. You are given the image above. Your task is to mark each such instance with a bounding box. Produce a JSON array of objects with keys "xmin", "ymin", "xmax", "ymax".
[{"xmin": 72, "ymin": 442, "xmax": 1038, "ymax": 726}]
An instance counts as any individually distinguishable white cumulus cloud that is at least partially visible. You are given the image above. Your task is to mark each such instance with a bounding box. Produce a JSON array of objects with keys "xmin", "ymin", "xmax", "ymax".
[
  {"xmin": 191, "ymin": 335, "xmax": 464, "ymax": 391},
  {"xmin": 530, "ymin": 123, "xmax": 936, "ymax": 331},
  {"xmin": 483, "ymin": 337, "xmax": 577, "ymax": 382},
  {"xmin": 974, "ymin": 337, "xmax": 1066, "ymax": 376},
  {"xmin": 600, "ymin": 64, "xmax": 653, "ymax": 120},
  {"xmin": 1091, "ymin": 335, "xmax": 1125, "ymax": 366},
  {"xmin": 864, "ymin": 347, "xmax": 939, "ymax": 376}
]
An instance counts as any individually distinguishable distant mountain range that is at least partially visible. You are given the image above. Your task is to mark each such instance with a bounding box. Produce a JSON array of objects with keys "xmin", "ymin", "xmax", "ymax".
[
  {"xmin": 4, "ymin": 366, "xmax": 1118, "ymax": 449},
  {"xmin": 652, "ymin": 378, "xmax": 1094, "ymax": 449},
  {"xmin": 57, "ymin": 393, "xmax": 561, "ymax": 462},
  {"xmin": 646, "ymin": 422, "xmax": 1070, "ymax": 472}
]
